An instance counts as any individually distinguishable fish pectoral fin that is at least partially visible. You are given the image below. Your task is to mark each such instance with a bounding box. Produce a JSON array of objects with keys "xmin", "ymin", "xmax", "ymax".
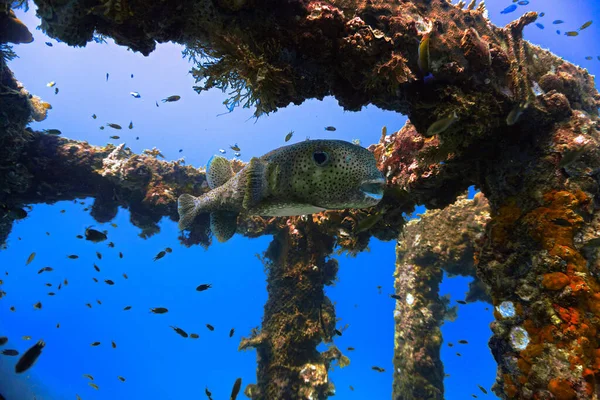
[
  {"xmin": 210, "ymin": 211, "xmax": 238, "ymax": 242},
  {"xmin": 242, "ymin": 157, "xmax": 269, "ymax": 210},
  {"xmin": 206, "ymin": 155, "xmax": 234, "ymax": 189},
  {"xmin": 177, "ymin": 194, "xmax": 201, "ymax": 230}
]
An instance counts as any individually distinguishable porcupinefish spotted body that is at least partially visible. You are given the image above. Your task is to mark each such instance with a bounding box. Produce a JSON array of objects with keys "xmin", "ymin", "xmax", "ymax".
[{"xmin": 177, "ymin": 139, "xmax": 385, "ymax": 242}]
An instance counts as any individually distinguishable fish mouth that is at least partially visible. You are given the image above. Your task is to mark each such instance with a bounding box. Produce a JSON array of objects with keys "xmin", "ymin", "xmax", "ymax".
[{"xmin": 360, "ymin": 178, "xmax": 386, "ymax": 201}]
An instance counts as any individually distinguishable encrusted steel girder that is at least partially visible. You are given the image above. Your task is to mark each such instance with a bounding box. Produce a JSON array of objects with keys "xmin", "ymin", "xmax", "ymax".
[
  {"xmin": 240, "ymin": 223, "xmax": 345, "ymax": 400},
  {"xmin": 393, "ymin": 193, "xmax": 491, "ymax": 399},
  {"xmin": 2, "ymin": 0, "xmax": 600, "ymax": 398}
]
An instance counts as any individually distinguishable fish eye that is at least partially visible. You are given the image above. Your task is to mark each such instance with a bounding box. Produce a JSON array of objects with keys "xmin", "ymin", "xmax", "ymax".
[{"xmin": 313, "ymin": 151, "xmax": 329, "ymax": 166}]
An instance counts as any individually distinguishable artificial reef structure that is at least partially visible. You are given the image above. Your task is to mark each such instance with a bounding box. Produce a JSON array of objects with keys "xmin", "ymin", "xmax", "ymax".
[
  {"xmin": 393, "ymin": 192, "xmax": 491, "ymax": 399},
  {"xmin": 1, "ymin": 0, "xmax": 600, "ymax": 399}
]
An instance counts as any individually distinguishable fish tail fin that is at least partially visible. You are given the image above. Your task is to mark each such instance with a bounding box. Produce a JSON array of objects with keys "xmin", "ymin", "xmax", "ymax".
[
  {"xmin": 210, "ymin": 211, "xmax": 238, "ymax": 242},
  {"xmin": 177, "ymin": 194, "xmax": 202, "ymax": 230}
]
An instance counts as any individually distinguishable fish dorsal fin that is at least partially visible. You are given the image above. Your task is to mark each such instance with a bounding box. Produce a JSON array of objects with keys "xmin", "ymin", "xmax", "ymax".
[
  {"xmin": 210, "ymin": 211, "xmax": 238, "ymax": 242},
  {"xmin": 242, "ymin": 157, "xmax": 270, "ymax": 210},
  {"xmin": 206, "ymin": 155, "xmax": 234, "ymax": 190}
]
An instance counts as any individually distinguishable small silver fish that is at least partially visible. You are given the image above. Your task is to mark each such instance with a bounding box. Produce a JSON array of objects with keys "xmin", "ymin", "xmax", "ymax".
[
  {"xmin": 130, "ymin": 92, "xmax": 141, "ymax": 98},
  {"xmin": 506, "ymin": 102, "xmax": 529, "ymax": 126},
  {"xmin": 219, "ymin": 149, "xmax": 226, "ymax": 154},
  {"xmin": 425, "ymin": 112, "xmax": 459, "ymax": 137}
]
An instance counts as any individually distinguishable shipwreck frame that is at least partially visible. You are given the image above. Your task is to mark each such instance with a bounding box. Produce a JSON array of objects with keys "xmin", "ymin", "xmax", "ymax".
[{"xmin": 1, "ymin": 0, "xmax": 600, "ymax": 398}]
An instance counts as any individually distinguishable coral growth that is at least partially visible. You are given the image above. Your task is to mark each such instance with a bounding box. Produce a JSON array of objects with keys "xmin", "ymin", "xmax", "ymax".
[
  {"xmin": 240, "ymin": 224, "xmax": 339, "ymax": 399},
  {"xmin": 1, "ymin": 0, "xmax": 600, "ymax": 399},
  {"xmin": 393, "ymin": 193, "xmax": 491, "ymax": 399}
]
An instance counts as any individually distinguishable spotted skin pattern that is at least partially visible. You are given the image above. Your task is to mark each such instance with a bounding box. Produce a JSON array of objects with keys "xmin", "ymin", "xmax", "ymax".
[{"xmin": 177, "ymin": 140, "xmax": 385, "ymax": 241}]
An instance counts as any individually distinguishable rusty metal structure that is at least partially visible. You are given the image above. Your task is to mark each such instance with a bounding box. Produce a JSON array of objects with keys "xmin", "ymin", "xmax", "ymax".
[
  {"xmin": 1, "ymin": 0, "xmax": 600, "ymax": 398},
  {"xmin": 393, "ymin": 193, "xmax": 491, "ymax": 399}
]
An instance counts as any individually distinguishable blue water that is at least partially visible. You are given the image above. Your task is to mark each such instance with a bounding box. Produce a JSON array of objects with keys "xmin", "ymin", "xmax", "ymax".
[{"xmin": 1, "ymin": 1, "xmax": 599, "ymax": 399}]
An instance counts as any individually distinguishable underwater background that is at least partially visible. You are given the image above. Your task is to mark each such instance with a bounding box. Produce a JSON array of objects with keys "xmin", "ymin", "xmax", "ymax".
[{"xmin": 0, "ymin": 0, "xmax": 599, "ymax": 399}]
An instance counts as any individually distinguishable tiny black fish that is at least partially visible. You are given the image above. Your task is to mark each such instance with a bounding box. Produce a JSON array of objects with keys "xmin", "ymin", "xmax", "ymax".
[
  {"xmin": 26, "ymin": 252, "xmax": 36, "ymax": 266},
  {"xmin": 347, "ymin": 347, "xmax": 355, "ymax": 351},
  {"xmin": 153, "ymin": 251, "xmax": 166, "ymax": 261},
  {"xmin": 85, "ymin": 228, "xmax": 107, "ymax": 243},
  {"xmin": 15, "ymin": 340, "xmax": 45, "ymax": 373},
  {"xmin": 230, "ymin": 378, "xmax": 242, "ymax": 400},
  {"xmin": 67, "ymin": 255, "xmax": 79, "ymax": 259},
  {"xmin": 105, "ymin": 280, "xmax": 115, "ymax": 285},
  {"xmin": 206, "ymin": 324, "xmax": 214, "ymax": 331},
  {"xmin": 390, "ymin": 294, "xmax": 401, "ymax": 300},
  {"xmin": 0, "ymin": 337, "xmax": 7, "ymax": 346},
  {"xmin": 580, "ymin": 20, "xmax": 593, "ymax": 31},
  {"xmin": 1, "ymin": 349, "xmax": 19, "ymax": 356},
  {"xmin": 162, "ymin": 95, "xmax": 181, "ymax": 103},
  {"xmin": 196, "ymin": 284, "xmax": 212, "ymax": 292},
  {"xmin": 123, "ymin": 306, "xmax": 132, "ymax": 311},
  {"xmin": 458, "ymin": 340, "xmax": 468, "ymax": 344},
  {"xmin": 97, "ymin": 252, "xmax": 102, "ymax": 260},
  {"xmin": 150, "ymin": 307, "xmax": 168, "ymax": 314},
  {"xmin": 229, "ymin": 328, "xmax": 234, "ymax": 338},
  {"xmin": 170, "ymin": 326, "xmax": 188, "ymax": 338},
  {"xmin": 94, "ymin": 264, "xmax": 100, "ymax": 272},
  {"xmin": 90, "ymin": 342, "xmax": 100, "ymax": 347},
  {"xmin": 111, "ymin": 341, "xmax": 117, "ymax": 349},
  {"xmin": 456, "ymin": 300, "xmax": 467, "ymax": 305},
  {"xmin": 372, "ymin": 366, "xmax": 385, "ymax": 372}
]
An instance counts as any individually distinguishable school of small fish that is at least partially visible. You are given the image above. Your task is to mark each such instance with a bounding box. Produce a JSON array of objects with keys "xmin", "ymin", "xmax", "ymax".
[{"xmin": 1, "ymin": 214, "xmax": 248, "ymax": 398}]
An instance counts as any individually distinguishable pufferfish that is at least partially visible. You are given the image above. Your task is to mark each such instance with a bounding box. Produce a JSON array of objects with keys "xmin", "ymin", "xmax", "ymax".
[{"xmin": 177, "ymin": 139, "xmax": 386, "ymax": 242}]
